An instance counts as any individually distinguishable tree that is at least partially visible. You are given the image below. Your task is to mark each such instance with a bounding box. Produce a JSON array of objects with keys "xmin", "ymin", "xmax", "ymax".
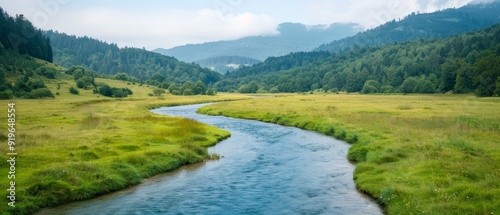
[
  {"xmin": 153, "ymin": 88, "xmax": 166, "ymax": 96},
  {"xmin": 115, "ymin": 73, "xmax": 129, "ymax": 81},
  {"xmin": 194, "ymin": 80, "xmax": 207, "ymax": 95},
  {"xmin": 495, "ymin": 77, "xmax": 500, "ymax": 96},
  {"xmin": 400, "ymin": 77, "xmax": 418, "ymax": 93}
]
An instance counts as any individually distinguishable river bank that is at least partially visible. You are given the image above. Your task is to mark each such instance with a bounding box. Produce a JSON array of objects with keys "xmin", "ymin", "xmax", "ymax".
[
  {"xmin": 0, "ymin": 80, "xmax": 248, "ymax": 214},
  {"xmin": 38, "ymin": 104, "xmax": 382, "ymax": 214},
  {"xmin": 198, "ymin": 94, "xmax": 500, "ymax": 214}
]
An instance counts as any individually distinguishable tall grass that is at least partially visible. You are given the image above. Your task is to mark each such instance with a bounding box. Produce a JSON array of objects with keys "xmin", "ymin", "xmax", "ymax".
[
  {"xmin": 0, "ymin": 77, "xmax": 247, "ymax": 214},
  {"xmin": 199, "ymin": 94, "xmax": 500, "ymax": 215}
]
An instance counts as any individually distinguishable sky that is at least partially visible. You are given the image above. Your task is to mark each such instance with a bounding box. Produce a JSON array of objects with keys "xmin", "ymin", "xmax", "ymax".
[{"xmin": 0, "ymin": 0, "xmax": 488, "ymax": 50}]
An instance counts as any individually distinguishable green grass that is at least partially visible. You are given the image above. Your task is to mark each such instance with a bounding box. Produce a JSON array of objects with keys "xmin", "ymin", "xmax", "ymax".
[
  {"xmin": 198, "ymin": 93, "xmax": 500, "ymax": 215},
  {"xmin": 0, "ymin": 76, "xmax": 249, "ymax": 214}
]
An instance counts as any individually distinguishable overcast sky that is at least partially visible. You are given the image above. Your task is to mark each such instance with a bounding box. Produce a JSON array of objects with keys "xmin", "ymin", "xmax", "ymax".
[{"xmin": 0, "ymin": 0, "xmax": 488, "ymax": 50}]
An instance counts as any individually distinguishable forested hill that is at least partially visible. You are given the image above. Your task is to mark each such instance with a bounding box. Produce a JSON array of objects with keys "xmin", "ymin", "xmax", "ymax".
[
  {"xmin": 45, "ymin": 31, "xmax": 222, "ymax": 85},
  {"xmin": 316, "ymin": 1, "xmax": 500, "ymax": 53},
  {"xmin": 0, "ymin": 7, "xmax": 53, "ymax": 62},
  {"xmin": 216, "ymin": 24, "xmax": 500, "ymax": 97},
  {"xmin": 154, "ymin": 22, "xmax": 359, "ymax": 62}
]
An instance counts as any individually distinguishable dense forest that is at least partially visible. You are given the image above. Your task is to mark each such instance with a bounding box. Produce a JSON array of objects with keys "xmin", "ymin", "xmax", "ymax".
[
  {"xmin": 216, "ymin": 24, "xmax": 500, "ymax": 97},
  {"xmin": 0, "ymin": 7, "xmax": 53, "ymax": 62},
  {"xmin": 0, "ymin": 7, "xmax": 58, "ymax": 99},
  {"xmin": 217, "ymin": 51, "xmax": 332, "ymax": 92},
  {"xmin": 316, "ymin": 2, "xmax": 500, "ymax": 53},
  {"xmin": 45, "ymin": 31, "xmax": 222, "ymax": 86}
]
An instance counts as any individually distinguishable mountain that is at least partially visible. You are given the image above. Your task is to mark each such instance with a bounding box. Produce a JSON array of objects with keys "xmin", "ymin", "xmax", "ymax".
[
  {"xmin": 316, "ymin": 1, "xmax": 500, "ymax": 53},
  {"xmin": 217, "ymin": 24, "xmax": 500, "ymax": 97},
  {"xmin": 153, "ymin": 22, "xmax": 360, "ymax": 63},
  {"xmin": 45, "ymin": 31, "xmax": 222, "ymax": 86}
]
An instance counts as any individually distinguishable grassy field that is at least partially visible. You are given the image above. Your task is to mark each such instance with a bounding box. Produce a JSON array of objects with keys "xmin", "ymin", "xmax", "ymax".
[
  {"xmin": 0, "ymin": 76, "xmax": 248, "ymax": 214},
  {"xmin": 198, "ymin": 94, "xmax": 500, "ymax": 215}
]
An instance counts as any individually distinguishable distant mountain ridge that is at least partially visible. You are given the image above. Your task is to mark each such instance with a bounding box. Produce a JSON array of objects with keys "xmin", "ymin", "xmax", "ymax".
[
  {"xmin": 315, "ymin": 1, "xmax": 500, "ymax": 52},
  {"xmin": 153, "ymin": 22, "xmax": 360, "ymax": 62}
]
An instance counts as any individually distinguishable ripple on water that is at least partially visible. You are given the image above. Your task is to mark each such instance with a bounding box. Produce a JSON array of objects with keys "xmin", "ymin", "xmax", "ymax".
[{"xmin": 38, "ymin": 104, "xmax": 382, "ymax": 215}]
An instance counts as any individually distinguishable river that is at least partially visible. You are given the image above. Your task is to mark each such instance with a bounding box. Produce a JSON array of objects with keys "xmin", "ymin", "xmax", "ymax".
[{"xmin": 38, "ymin": 104, "xmax": 383, "ymax": 215}]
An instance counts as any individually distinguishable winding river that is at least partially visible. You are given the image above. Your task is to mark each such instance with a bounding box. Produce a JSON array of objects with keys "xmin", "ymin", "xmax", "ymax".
[{"xmin": 38, "ymin": 104, "xmax": 383, "ymax": 215}]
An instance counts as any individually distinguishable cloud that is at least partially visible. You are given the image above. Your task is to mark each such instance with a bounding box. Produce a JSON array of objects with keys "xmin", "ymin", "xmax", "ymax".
[
  {"xmin": 47, "ymin": 7, "xmax": 278, "ymax": 49},
  {"xmin": 306, "ymin": 0, "xmax": 475, "ymax": 29}
]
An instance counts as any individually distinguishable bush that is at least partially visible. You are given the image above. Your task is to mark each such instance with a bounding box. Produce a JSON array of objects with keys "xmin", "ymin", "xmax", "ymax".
[
  {"xmin": 29, "ymin": 88, "xmax": 54, "ymax": 99},
  {"xmin": 207, "ymin": 88, "xmax": 217, "ymax": 96},
  {"xmin": 172, "ymin": 90, "xmax": 182, "ymax": 95},
  {"xmin": 270, "ymin": 87, "xmax": 280, "ymax": 94},
  {"xmin": 69, "ymin": 87, "xmax": 80, "ymax": 95},
  {"xmin": 0, "ymin": 90, "xmax": 14, "ymax": 99},
  {"xmin": 183, "ymin": 88, "xmax": 194, "ymax": 96}
]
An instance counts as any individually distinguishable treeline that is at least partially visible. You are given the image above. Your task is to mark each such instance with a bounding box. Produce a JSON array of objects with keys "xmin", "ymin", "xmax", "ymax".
[
  {"xmin": 218, "ymin": 24, "xmax": 500, "ymax": 97},
  {"xmin": 0, "ymin": 7, "xmax": 53, "ymax": 62},
  {"xmin": 316, "ymin": 2, "xmax": 500, "ymax": 53},
  {"xmin": 216, "ymin": 51, "xmax": 332, "ymax": 92},
  {"xmin": 45, "ymin": 31, "xmax": 222, "ymax": 86}
]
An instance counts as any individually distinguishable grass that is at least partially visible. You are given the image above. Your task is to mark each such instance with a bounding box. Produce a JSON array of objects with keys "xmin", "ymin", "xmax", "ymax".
[
  {"xmin": 0, "ymin": 75, "xmax": 249, "ymax": 214},
  {"xmin": 198, "ymin": 93, "xmax": 500, "ymax": 215}
]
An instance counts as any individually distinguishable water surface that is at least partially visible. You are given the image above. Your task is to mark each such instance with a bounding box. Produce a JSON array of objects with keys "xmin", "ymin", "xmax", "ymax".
[{"xmin": 39, "ymin": 104, "xmax": 382, "ymax": 215}]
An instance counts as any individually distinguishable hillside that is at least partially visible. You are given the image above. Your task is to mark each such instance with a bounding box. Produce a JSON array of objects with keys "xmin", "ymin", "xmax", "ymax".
[
  {"xmin": 0, "ymin": 7, "xmax": 53, "ymax": 62},
  {"xmin": 153, "ymin": 22, "xmax": 359, "ymax": 62},
  {"xmin": 217, "ymin": 24, "xmax": 500, "ymax": 97},
  {"xmin": 316, "ymin": 1, "xmax": 500, "ymax": 53},
  {"xmin": 0, "ymin": 7, "xmax": 62, "ymax": 99},
  {"xmin": 45, "ymin": 31, "xmax": 222, "ymax": 86}
]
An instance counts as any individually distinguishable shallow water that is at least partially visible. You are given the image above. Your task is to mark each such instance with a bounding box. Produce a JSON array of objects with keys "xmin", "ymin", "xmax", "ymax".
[{"xmin": 38, "ymin": 104, "xmax": 383, "ymax": 215}]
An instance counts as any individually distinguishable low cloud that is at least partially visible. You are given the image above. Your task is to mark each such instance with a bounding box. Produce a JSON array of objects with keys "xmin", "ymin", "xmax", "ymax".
[
  {"xmin": 307, "ymin": 0, "xmax": 476, "ymax": 29},
  {"xmin": 49, "ymin": 7, "xmax": 278, "ymax": 49}
]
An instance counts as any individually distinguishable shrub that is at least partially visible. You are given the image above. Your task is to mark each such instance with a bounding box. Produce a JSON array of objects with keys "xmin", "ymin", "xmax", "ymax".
[
  {"xmin": 183, "ymin": 88, "xmax": 194, "ymax": 96},
  {"xmin": 0, "ymin": 90, "xmax": 14, "ymax": 99},
  {"xmin": 29, "ymin": 88, "xmax": 54, "ymax": 99},
  {"xmin": 69, "ymin": 87, "xmax": 79, "ymax": 95},
  {"xmin": 207, "ymin": 88, "xmax": 217, "ymax": 96}
]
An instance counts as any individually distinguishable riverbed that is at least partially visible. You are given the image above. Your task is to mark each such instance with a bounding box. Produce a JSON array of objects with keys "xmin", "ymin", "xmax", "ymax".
[{"xmin": 38, "ymin": 104, "xmax": 382, "ymax": 215}]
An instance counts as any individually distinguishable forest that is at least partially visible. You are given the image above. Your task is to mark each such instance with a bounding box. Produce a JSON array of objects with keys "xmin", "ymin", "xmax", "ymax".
[
  {"xmin": 217, "ymin": 24, "xmax": 500, "ymax": 97},
  {"xmin": 45, "ymin": 31, "xmax": 222, "ymax": 86},
  {"xmin": 0, "ymin": 7, "xmax": 52, "ymax": 62},
  {"xmin": 316, "ymin": 1, "xmax": 500, "ymax": 53}
]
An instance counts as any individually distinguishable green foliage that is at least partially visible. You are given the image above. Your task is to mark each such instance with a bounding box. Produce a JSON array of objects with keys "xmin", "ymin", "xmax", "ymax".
[
  {"xmin": 114, "ymin": 73, "xmax": 129, "ymax": 81},
  {"xmin": 0, "ymin": 7, "xmax": 53, "ymax": 62},
  {"xmin": 69, "ymin": 86, "xmax": 79, "ymax": 95},
  {"xmin": 316, "ymin": 2, "xmax": 500, "ymax": 53},
  {"xmin": 218, "ymin": 24, "xmax": 500, "ymax": 97},
  {"xmin": 29, "ymin": 88, "xmax": 54, "ymax": 99},
  {"xmin": 207, "ymin": 88, "xmax": 217, "ymax": 96},
  {"xmin": 97, "ymin": 83, "xmax": 132, "ymax": 98},
  {"xmin": 153, "ymin": 88, "xmax": 166, "ymax": 96},
  {"xmin": 46, "ymin": 31, "xmax": 222, "ymax": 87},
  {"xmin": 0, "ymin": 90, "xmax": 13, "ymax": 99}
]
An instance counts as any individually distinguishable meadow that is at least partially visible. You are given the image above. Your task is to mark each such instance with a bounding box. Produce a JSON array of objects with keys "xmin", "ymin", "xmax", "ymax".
[
  {"xmin": 198, "ymin": 93, "xmax": 500, "ymax": 214},
  {"xmin": 0, "ymin": 76, "xmax": 248, "ymax": 214}
]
